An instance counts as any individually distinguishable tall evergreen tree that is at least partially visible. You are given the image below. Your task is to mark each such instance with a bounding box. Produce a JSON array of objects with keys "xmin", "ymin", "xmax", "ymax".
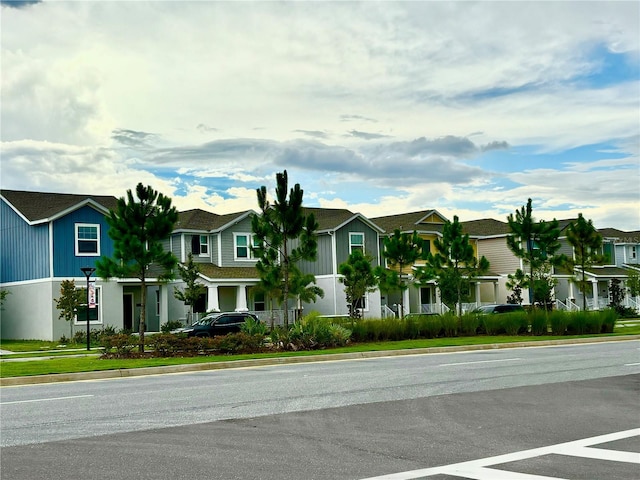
[
  {"xmin": 507, "ymin": 199, "xmax": 564, "ymax": 309},
  {"xmin": 417, "ymin": 216, "xmax": 489, "ymax": 317},
  {"xmin": 96, "ymin": 183, "xmax": 178, "ymax": 352},
  {"xmin": 565, "ymin": 213, "xmax": 604, "ymax": 311},
  {"xmin": 339, "ymin": 249, "xmax": 377, "ymax": 319},
  {"xmin": 376, "ymin": 229, "xmax": 424, "ymax": 318},
  {"xmin": 251, "ymin": 170, "xmax": 320, "ymax": 327},
  {"xmin": 174, "ymin": 253, "xmax": 207, "ymax": 323}
]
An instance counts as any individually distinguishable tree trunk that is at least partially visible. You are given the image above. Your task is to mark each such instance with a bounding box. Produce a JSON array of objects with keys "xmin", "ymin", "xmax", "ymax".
[{"xmin": 139, "ymin": 278, "xmax": 146, "ymax": 353}]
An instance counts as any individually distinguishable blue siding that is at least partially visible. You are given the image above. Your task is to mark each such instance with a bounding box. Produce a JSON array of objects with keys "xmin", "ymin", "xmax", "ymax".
[
  {"xmin": 52, "ymin": 206, "xmax": 114, "ymax": 277},
  {"xmin": 0, "ymin": 200, "xmax": 50, "ymax": 282}
]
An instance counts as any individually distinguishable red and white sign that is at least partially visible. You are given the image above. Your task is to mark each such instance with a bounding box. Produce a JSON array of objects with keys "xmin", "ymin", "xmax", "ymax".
[{"xmin": 88, "ymin": 282, "xmax": 96, "ymax": 309}]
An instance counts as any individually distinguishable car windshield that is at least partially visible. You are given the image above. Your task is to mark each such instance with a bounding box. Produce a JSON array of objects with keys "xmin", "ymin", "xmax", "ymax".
[{"xmin": 476, "ymin": 305, "xmax": 496, "ymax": 313}]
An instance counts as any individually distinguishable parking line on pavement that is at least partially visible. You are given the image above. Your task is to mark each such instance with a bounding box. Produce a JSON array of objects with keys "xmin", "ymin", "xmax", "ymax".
[
  {"xmin": 1, "ymin": 394, "xmax": 93, "ymax": 405},
  {"xmin": 358, "ymin": 428, "xmax": 640, "ymax": 480},
  {"xmin": 438, "ymin": 357, "xmax": 522, "ymax": 367}
]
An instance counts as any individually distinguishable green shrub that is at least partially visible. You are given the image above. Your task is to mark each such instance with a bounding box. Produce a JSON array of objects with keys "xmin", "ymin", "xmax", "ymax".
[
  {"xmin": 101, "ymin": 334, "xmax": 136, "ymax": 356},
  {"xmin": 549, "ymin": 311, "xmax": 570, "ymax": 335},
  {"xmin": 161, "ymin": 320, "xmax": 183, "ymax": 333},
  {"xmin": 327, "ymin": 324, "xmax": 352, "ymax": 347},
  {"xmin": 601, "ymin": 308, "xmax": 618, "ymax": 333},
  {"xmin": 440, "ymin": 313, "xmax": 459, "ymax": 337},
  {"xmin": 460, "ymin": 313, "xmax": 480, "ymax": 336},
  {"xmin": 529, "ymin": 309, "xmax": 548, "ymax": 336},
  {"xmin": 417, "ymin": 315, "xmax": 442, "ymax": 338},
  {"xmin": 501, "ymin": 312, "xmax": 528, "ymax": 336},
  {"xmin": 241, "ymin": 316, "xmax": 268, "ymax": 336},
  {"xmin": 482, "ymin": 315, "xmax": 504, "ymax": 335}
]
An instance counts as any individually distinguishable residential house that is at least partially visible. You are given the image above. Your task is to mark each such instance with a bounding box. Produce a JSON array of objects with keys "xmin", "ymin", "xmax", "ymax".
[
  {"xmin": 296, "ymin": 207, "xmax": 385, "ymax": 318},
  {"xmin": 0, "ymin": 190, "xmax": 121, "ymax": 340}
]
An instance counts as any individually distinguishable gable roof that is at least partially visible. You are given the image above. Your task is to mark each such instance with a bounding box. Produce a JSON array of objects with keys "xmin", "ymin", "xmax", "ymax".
[
  {"xmin": 175, "ymin": 209, "xmax": 255, "ymax": 232},
  {"xmin": 461, "ymin": 218, "xmax": 510, "ymax": 236},
  {"xmin": 303, "ymin": 207, "xmax": 384, "ymax": 233},
  {"xmin": 370, "ymin": 209, "xmax": 447, "ymax": 234},
  {"xmin": 598, "ymin": 228, "xmax": 640, "ymax": 243},
  {"xmin": 1, "ymin": 189, "xmax": 118, "ymax": 224}
]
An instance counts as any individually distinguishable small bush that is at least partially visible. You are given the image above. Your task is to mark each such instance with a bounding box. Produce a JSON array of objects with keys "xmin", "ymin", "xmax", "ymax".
[
  {"xmin": 529, "ymin": 310, "xmax": 548, "ymax": 336},
  {"xmin": 161, "ymin": 320, "xmax": 183, "ymax": 333},
  {"xmin": 600, "ymin": 309, "xmax": 618, "ymax": 333},
  {"xmin": 460, "ymin": 313, "xmax": 480, "ymax": 336},
  {"xmin": 418, "ymin": 315, "xmax": 443, "ymax": 338},
  {"xmin": 101, "ymin": 334, "xmax": 136, "ymax": 356},
  {"xmin": 549, "ymin": 311, "xmax": 570, "ymax": 335},
  {"xmin": 241, "ymin": 316, "xmax": 268, "ymax": 336},
  {"xmin": 440, "ymin": 313, "xmax": 459, "ymax": 337},
  {"xmin": 482, "ymin": 315, "xmax": 504, "ymax": 335},
  {"xmin": 501, "ymin": 312, "xmax": 528, "ymax": 336}
]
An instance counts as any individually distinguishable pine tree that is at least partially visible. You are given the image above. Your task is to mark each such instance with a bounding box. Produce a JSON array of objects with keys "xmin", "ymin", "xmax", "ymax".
[
  {"xmin": 174, "ymin": 253, "xmax": 206, "ymax": 323},
  {"xmin": 96, "ymin": 183, "xmax": 178, "ymax": 352},
  {"xmin": 507, "ymin": 199, "xmax": 564, "ymax": 309},
  {"xmin": 376, "ymin": 229, "xmax": 424, "ymax": 318},
  {"xmin": 418, "ymin": 216, "xmax": 489, "ymax": 317},
  {"xmin": 565, "ymin": 214, "xmax": 604, "ymax": 311},
  {"xmin": 339, "ymin": 249, "xmax": 377, "ymax": 319},
  {"xmin": 251, "ymin": 170, "xmax": 320, "ymax": 327}
]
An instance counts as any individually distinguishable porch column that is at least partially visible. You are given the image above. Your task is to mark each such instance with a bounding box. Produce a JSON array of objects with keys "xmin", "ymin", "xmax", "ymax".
[
  {"xmin": 435, "ymin": 287, "xmax": 443, "ymax": 314},
  {"xmin": 475, "ymin": 282, "xmax": 481, "ymax": 307},
  {"xmin": 591, "ymin": 280, "xmax": 599, "ymax": 311},
  {"xmin": 159, "ymin": 285, "xmax": 169, "ymax": 324},
  {"xmin": 402, "ymin": 288, "xmax": 410, "ymax": 316},
  {"xmin": 236, "ymin": 285, "xmax": 248, "ymax": 312},
  {"xmin": 207, "ymin": 286, "xmax": 220, "ymax": 312},
  {"xmin": 493, "ymin": 282, "xmax": 499, "ymax": 303}
]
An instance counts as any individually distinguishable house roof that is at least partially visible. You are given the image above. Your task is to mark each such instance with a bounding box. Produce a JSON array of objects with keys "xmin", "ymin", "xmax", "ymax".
[
  {"xmin": 303, "ymin": 207, "xmax": 384, "ymax": 233},
  {"xmin": 461, "ymin": 218, "xmax": 510, "ymax": 236},
  {"xmin": 175, "ymin": 209, "xmax": 253, "ymax": 232},
  {"xmin": 197, "ymin": 264, "xmax": 259, "ymax": 280},
  {"xmin": 370, "ymin": 209, "xmax": 446, "ymax": 234},
  {"xmin": 598, "ymin": 228, "xmax": 640, "ymax": 242},
  {"xmin": 1, "ymin": 189, "xmax": 118, "ymax": 223}
]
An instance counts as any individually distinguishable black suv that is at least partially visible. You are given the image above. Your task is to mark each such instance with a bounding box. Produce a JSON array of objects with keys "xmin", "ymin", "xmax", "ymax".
[
  {"xmin": 174, "ymin": 312, "xmax": 260, "ymax": 337},
  {"xmin": 474, "ymin": 304, "xmax": 525, "ymax": 314}
]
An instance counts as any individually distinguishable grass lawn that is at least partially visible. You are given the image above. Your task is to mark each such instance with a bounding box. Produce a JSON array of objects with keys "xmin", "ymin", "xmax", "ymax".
[{"xmin": 2, "ymin": 326, "xmax": 639, "ymax": 379}]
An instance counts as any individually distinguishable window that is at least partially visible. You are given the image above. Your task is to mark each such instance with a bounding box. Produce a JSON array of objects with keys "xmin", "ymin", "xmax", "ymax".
[
  {"xmin": 632, "ymin": 246, "xmax": 637, "ymax": 260},
  {"xmin": 75, "ymin": 285, "xmax": 101, "ymax": 324},
  {"xmin": 156, "ymin": 290, "xmax": 160, "ymax": 316},
  {"xmin": 191, "ymin": 235, "xmax": 209, "ymax": 255},
  {"xmin": 75, "ymin": 224, "xmax": 100, "ymax": 256},
  {"xmin": 350, "ymin": 233, "xmax": 364, "ymax": 253},
  {"xmin": 235, "ymin": 233, "xmax": 259, "ymax": 260},
  {"xmin": 254, "ymin": 292, "xmax": 265, "ymax": 311}
]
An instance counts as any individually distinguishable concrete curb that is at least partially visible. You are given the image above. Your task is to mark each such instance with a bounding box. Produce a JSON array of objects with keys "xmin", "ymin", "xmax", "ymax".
[{"xmin": 2, "ymin": 335, "xmax": 639, "ymax": 387}]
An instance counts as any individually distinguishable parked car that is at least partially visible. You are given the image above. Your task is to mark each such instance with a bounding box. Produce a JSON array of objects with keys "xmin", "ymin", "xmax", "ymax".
[
  {"xmin": 473, "ymin": 304, "xmax": 525, "ymax": 314},
  {"xmin": 171, "ymin": 312, "xmax": 260, "ymax": 337}
]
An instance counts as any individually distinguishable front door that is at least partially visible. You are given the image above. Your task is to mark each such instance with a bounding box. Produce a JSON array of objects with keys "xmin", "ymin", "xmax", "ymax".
[{"xmin": 123, "ymin": 293, "xmax": 133, "ymax": 331}]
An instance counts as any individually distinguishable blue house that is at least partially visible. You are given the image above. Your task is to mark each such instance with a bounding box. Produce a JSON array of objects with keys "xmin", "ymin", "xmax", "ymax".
[{"xmin": 0, "ymin": 190, "xmax": 122, "ymax": 340}]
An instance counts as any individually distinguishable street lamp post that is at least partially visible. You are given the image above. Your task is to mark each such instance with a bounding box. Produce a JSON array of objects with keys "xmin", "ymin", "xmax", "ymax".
[{"xmin": 80, "ymin": 267, "xmax": 96, "ymax": 351}]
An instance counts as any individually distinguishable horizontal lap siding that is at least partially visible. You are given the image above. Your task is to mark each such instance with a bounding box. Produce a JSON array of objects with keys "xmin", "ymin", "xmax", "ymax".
[
  {"xmin": 0, "ymin": 201, "xmax": 50, "ymax": 282},
  {"xmin": 220, "ymin": 217, "xmax": 255, "ymax": 267},
  {"xmin": 477, "ymin": 237, "xmax": 520, "ymax": 274}
]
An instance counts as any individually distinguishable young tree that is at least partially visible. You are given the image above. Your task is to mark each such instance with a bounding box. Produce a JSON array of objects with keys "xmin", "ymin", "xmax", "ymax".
[
  {"xmin": 289, "ymin": 267, "xmax": 324, "ymax": 321},
  {"xmin": 54, "ymin": 279, "xmax": 85, "ymax": 340},
  {"xmin": 376, "ymin": 230, "xmax": 424, "ymax": 318},
  {"xmin": 565, "ymin": 214, "xmax": 604, "ymax": 311},
  {"xmin": 96, "ymin": 183, "xmax": 178, "ymax": 352},
  {"xmin": 0, "ymin": 289, "xmax": 10, "ymax": 309},
  {"xmin": 251, "ymin": 170, "xmax": 320, "ymax": 327},
  {"xmin": 417, "ymin": 216, "xmax": 489, "ymax": 317},
  {"xmin": 339, "ymin": 249, "xmax": 377, "ymax": 319},
  {"xmin": 627, "ymin": 269, "xmax": 640, "ymax": 299},
  {"xmin": 174, "ymin": 253, "xmax": 206, "ymax": 324},
  {"xmin": 507, "ymin": 199, "xmax": 564, "ymax": 309}
]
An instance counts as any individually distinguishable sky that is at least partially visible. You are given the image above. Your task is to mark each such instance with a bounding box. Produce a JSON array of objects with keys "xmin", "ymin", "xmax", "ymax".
[{"xmin": 1, "ymin": 0, "xmax": 639, "ymax": 231}]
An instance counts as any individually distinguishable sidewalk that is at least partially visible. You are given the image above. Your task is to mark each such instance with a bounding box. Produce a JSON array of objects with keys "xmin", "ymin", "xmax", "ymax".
[{"xmin": 2, "ymin": 335, "xmax": 638, "ymax": 387}]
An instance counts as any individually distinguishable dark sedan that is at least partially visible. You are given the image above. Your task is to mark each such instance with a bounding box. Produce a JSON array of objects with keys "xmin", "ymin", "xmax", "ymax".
[{"xmin": 172, "ymin": 312, "xmax": 260, "ymax": 337}]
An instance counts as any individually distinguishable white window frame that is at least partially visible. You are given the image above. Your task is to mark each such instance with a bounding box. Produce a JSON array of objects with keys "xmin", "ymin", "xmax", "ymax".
[
  {"xmin": 199, "ymin": 235, "xmax": 209, "ymax": 256},
  {"xmin": 74, "ymin": 285, "xmax": 102, "ymax": 325},
  {"xmin": 234, "ymin": 233, "xmax": 258, "ymax": 261},
  {"xmin": 75, "ymin": 223, "xmax": 100, "ymax": 257},
  {"xmin": 350, "ymin": 232, "xmax": 365, "ymax": 254}
]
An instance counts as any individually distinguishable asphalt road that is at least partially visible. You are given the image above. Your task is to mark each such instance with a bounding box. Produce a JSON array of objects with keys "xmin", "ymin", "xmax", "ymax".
[{"xmin": 1, "ymin": 340, "xmax": 639, "ymax": 479}]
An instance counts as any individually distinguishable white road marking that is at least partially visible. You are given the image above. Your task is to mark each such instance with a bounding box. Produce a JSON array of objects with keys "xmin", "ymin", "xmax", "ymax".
[
  {"xmin": 1, "ymin": 394, "xmax": 93, "ymax": 405},
  {"xmin": 438, "ymin": 358, "xmax": 522, "ymax": 367},
  {"xmin": 624, "ymin": 362, "xmax": 640, "ymax": 366},
  {"xmin": 358, "ymin": 428, "xmax": 640, "ymax": 480}
]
